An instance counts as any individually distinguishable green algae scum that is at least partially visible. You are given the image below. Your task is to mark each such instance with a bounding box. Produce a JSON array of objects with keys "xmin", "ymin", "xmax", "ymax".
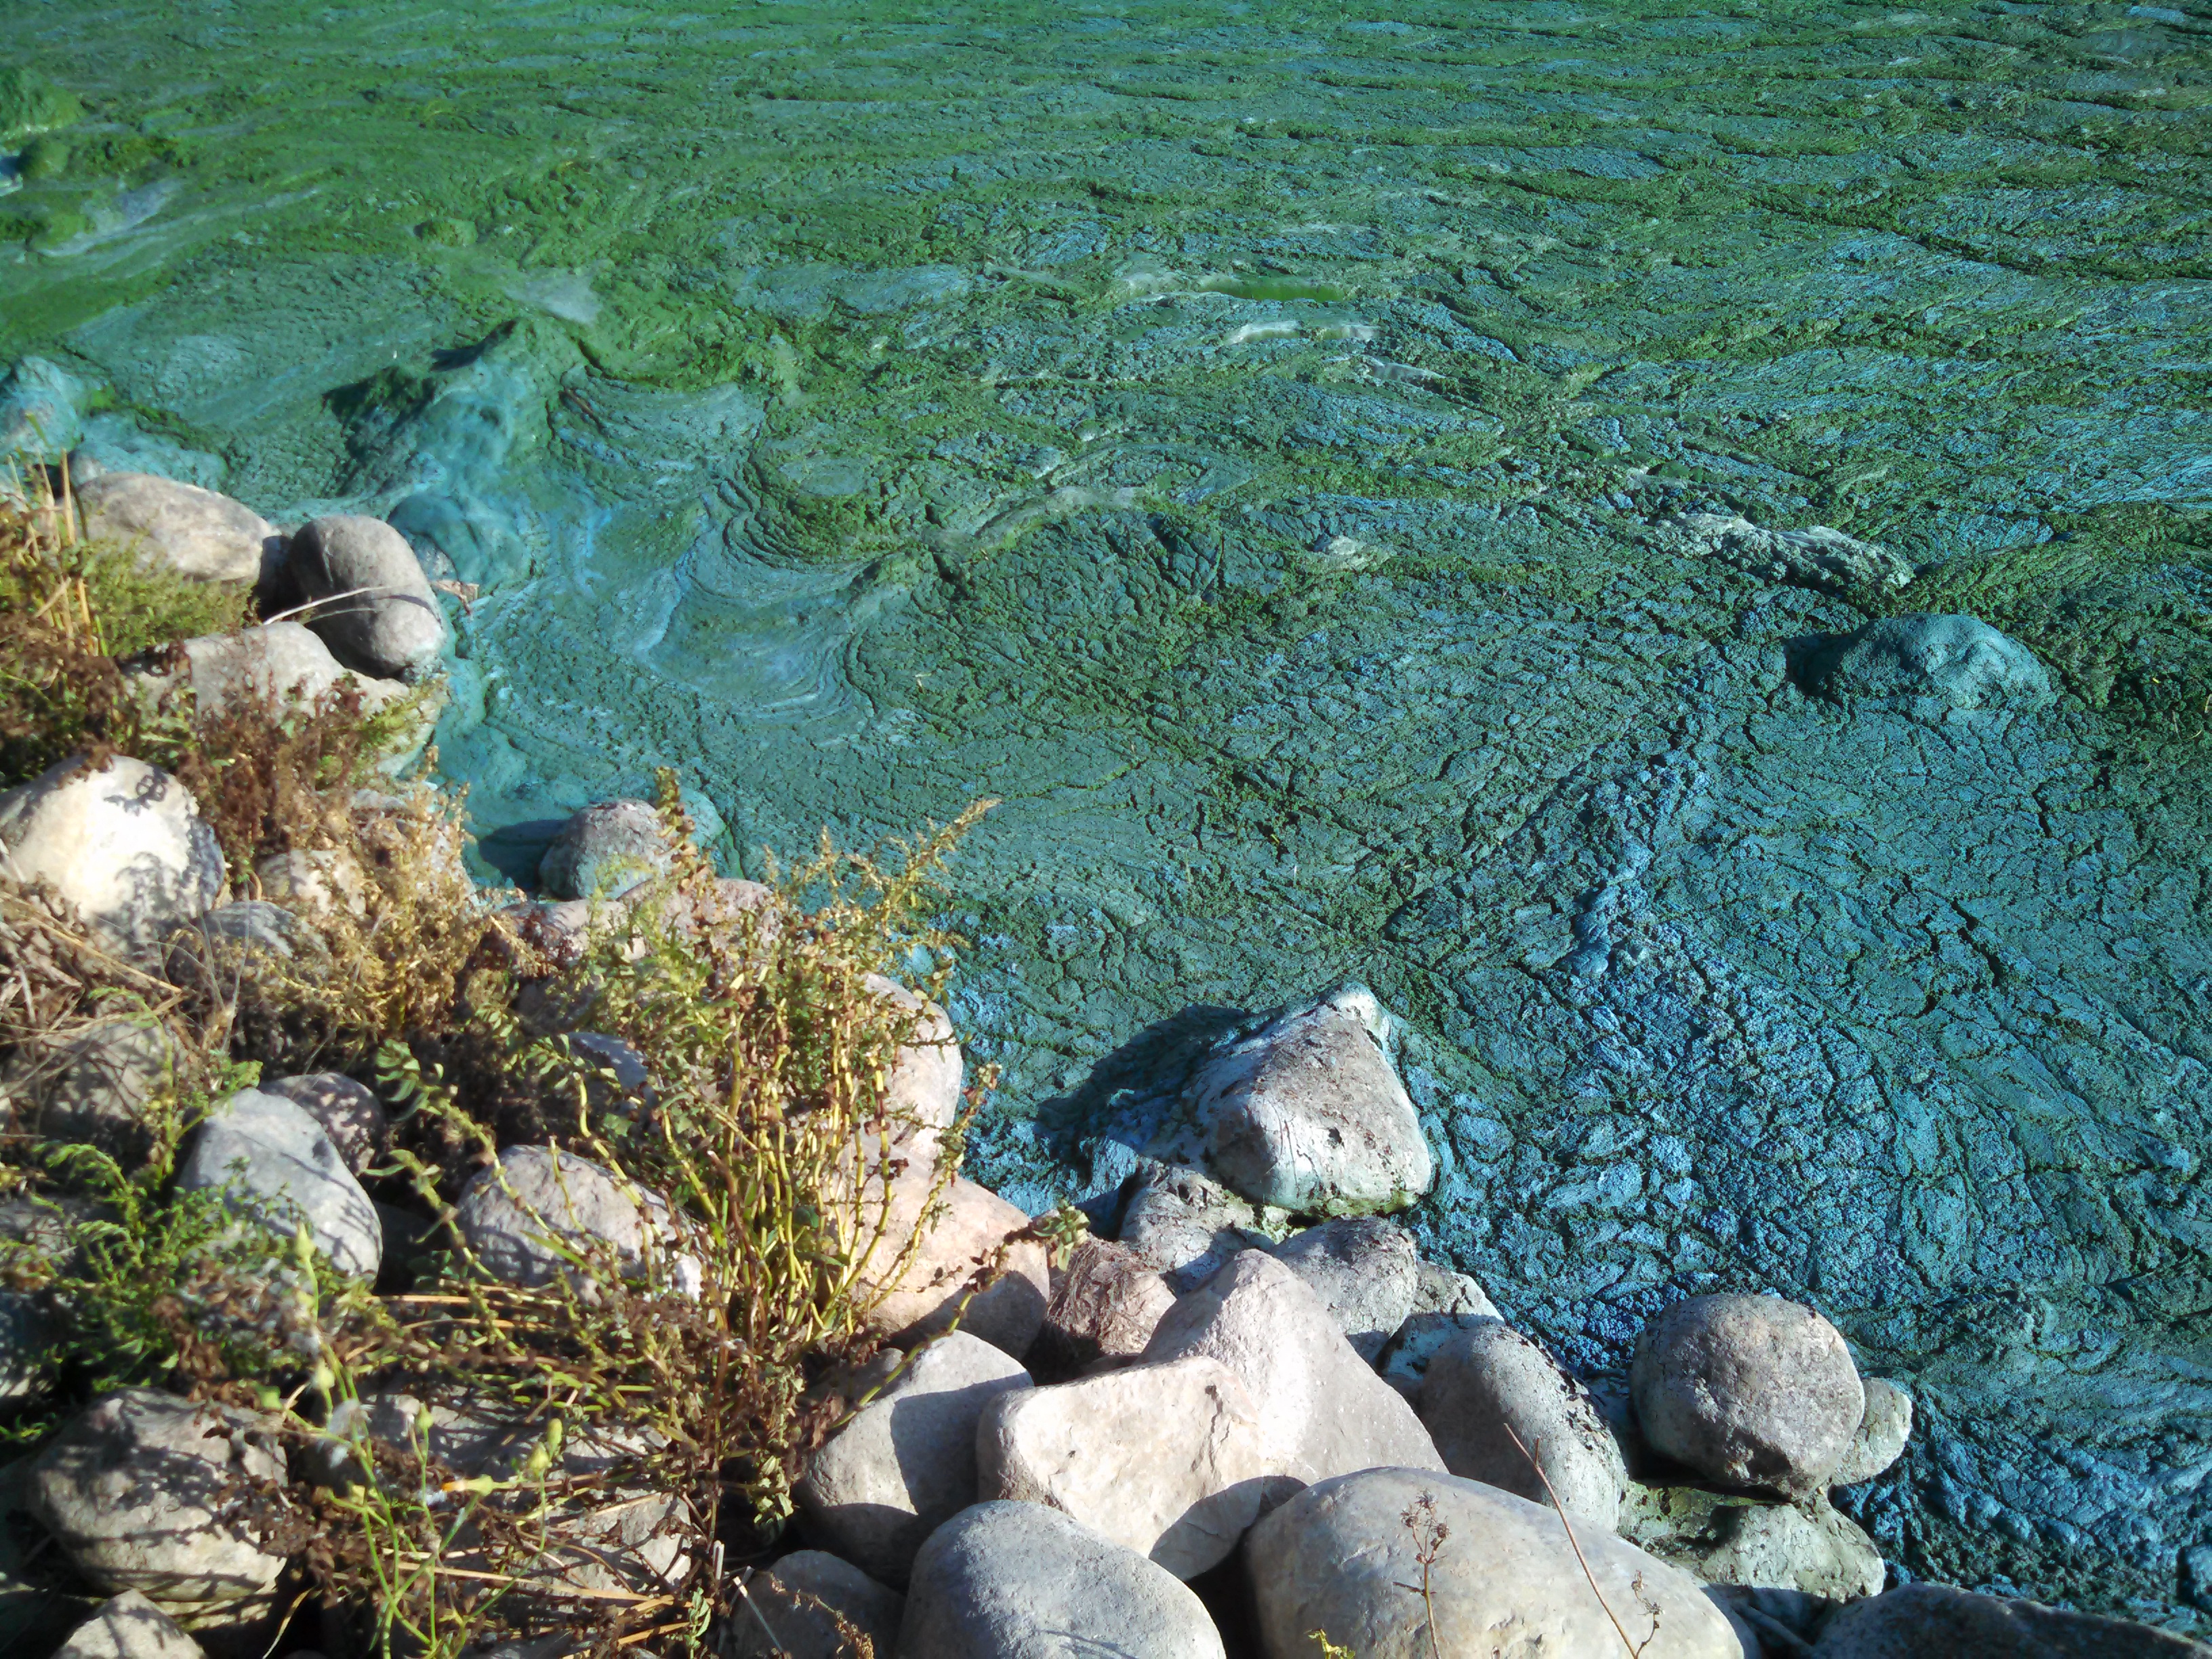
[{"xmin": 5, "ymin": 0, "xmax": 2211, "ymax": 1632}]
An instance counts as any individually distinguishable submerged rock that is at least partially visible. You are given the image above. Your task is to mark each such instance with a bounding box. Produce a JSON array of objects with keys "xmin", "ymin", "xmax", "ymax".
[
  {"xmin": 1670, "ymin": 512, "xmax": 1913, "ymax": 595},
  {"xmin": 1800, "ymin": 614, "xmax": 2052, "ymax": 711},
  {"xmin": 1807, "ymin": 1582, "xmax": 2212, "ymax": 1656}
]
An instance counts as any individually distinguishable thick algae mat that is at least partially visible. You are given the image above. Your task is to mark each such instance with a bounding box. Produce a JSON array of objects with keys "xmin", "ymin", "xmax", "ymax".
[{"xmin": 7, "ymin": 0, "xmax": 2212, "ymax": 1626}]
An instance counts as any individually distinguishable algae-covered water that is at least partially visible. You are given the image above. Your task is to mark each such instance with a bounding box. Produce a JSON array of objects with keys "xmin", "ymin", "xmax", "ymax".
[{"xmin": 7, "ymin": 0, "xmax": 2212, "ymax": 1627}]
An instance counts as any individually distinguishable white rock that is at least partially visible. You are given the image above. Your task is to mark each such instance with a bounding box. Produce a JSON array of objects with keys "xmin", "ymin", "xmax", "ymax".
[
  {"xmin": 1418, "ymin": 1319, "xmax": 1627, "ymax": 1532},
  {"xmin": 75, "ymin": 471, "xmax": 279, "ymax": 586},
  {"xmin": 0, "ymin": 756, "xmax": 222, "ymax": 954},
  {"xmin": 868, "ymin": 971, "xmax": 964, "ymax": 1150},
  {"xmin": 254, "ymin": 848, "xmax": 368, "ymax": 919},
  {"xmin": 1631, "ymin": 1294, "xmax": 1865, "ymax": 1498},
  {"xmin": 453, "ymin": 1145, "xmax": 672, "ymax": 1292},
  {"xmin": 1184, "ymin": 984, "xmax": 1432, "ymax": 1216},
  {"xmin": 134, "ymin": 623, "xmax": 416, "ymax": 729},
  {"xmin": 796, "ymin": 1330, "xmax": 1031, "ymax": 1589},
  {"xmin": 177, "ymin": 1088, "xmax": 381, "ymax": 1279},
  {"xmin": 286, "ymin": 514, "xmax": 447, "ymax": 680},
  {"xmin": 1032, "ymin": 1236, "xmax": 1177, "ymax": 1377},
  {"xmin": 848, "ymin": 1172, "xmax": 1048, "ymax": 1361},
  {"xmin": 1670, "ymin": 512, "xmax": 1913, "ymax": 596},
  {"xmin": 901, "ymin": 1501, "xmax": 1226, "ymax": 1659},
  {"xmin": 1247, "ymin": 1467, "xmax": 1748, "ymax": 1659},
  {"xmin": 27, "ymin": 1390, "xmax": 286, "ymax": 1618},
  {"xmin": 729, "ymin": 1551, "xmax": 904, "ymax": 1659},
  {"xmin": 1831, "ymin": 1377, "xmax": 1913, "ymax": 1487},
  {"xmin": 1377, "ymin": 1259, "xmax": 1503, "ymax": 1399},
  {"xmin": 52, "ymin": 1592, "xmax": 205, "ymax": 1659},
  {"xmin": 1119, "ymin": 1158, "xmax": 1279, "ymax": 1292},
  {"xmin": 979, "ymin": 1351, "xmax": 1273, "ymax": 1578},
  {"xmin": 1620, "ymin": 1484, "xmax": 1885, "ymax": 1600},
  {"xmin": 1140, "ymin": 1249, "xmax": 1443, "ymax": 1493},
  {"xmin": 1267, "ymin": 1216, "xmax": 1417, "ymax": 1361}
]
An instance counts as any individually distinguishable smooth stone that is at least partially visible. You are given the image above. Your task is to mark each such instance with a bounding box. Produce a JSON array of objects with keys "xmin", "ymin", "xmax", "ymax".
[
  {"xmin": 1801, "ymin": 613, "xmax": 2052, "ymax": 711},
  {"xmin": 1140, "ymin": 1249, "xmax": 1443, "ymax": 1493},
  {"xmin": 1632, "ymin": 1294, "xmax": 1864, "ymax": 1498},
  {"xmin": 1119, "ymin": 1158, "xmax": 1281, "ymax": 1293},
  {"xmin": 850, "ymin": 1173, "xmax": 1049, "ymax": 1361},
  {"xmin": 260, "ymin": 1073, "xmax": 386, "ymax": 1175},
  {"xmin": 1246, "ymin": 1467, "xmax": 1748, "ymax": 1659},
  {"xmin": 1185, "ymin": 983, "xmax": 1433, "ymax": 1216},
  {"xmin": 1807, "ymin": 1582, "xmax": 2212, "ymax": 1656},
  {"xmin": 977, "ymin": 1351, "xmax": 1274, "ymax": 1578},
  {"xmin": 1620, "ymin": 1484, "xmax": 1885, "ymax": 1600},
  {"xmin": 796, "ymin": 1330, "xmax": 1030, "ymax": 1590},
  {"xmin": 27, "ymin": 1390, "xmax": 286, "ymax": 1617},
  {"xmin": 732, "ymin": 1550, "xmax": 904, "ymax": 1659},
  {"xmin": 1417, "ymin": 1319, "xmax": 1627, "ymax": 1532},
  {"xmin": 1266, "ymin": 1215, "xmax": 1417, "ymax": 1362},
  {"xmin": 74, "ymin": 472, "xmax": 279, "ymax": 586},
  {"xmin": 286, "ymin": 514, "xmax": 447, "ymax": 680},
  {"xmin": 52, "ymin": 1591, "xmax": 207, "ymax": 1659},
  {"xmin": 1377, "ymin": 1260, "xmax": 1504, "ymax": 1399},
  {"xmin": 0, "ymin": 756, "xmax": 222, "ymax": 954},
  {"xmin": 133, "ymin": 622, "xmax": 415, "ymax": 724},
  {"xmin": 2, "ymin": 1015, "xmax": 180, "ymax": 1164},
  {"xmin": 1830, "ymin": 1378, "xmax": 1913, "ymax": 1487},
  {"xmin": 452, "ymin": 1145, "xmax": 671, "ymax": 1291},
  {"xmin": 900, "ymin": 1500, "xmax": 1227, "ymax": 1659},
  {"xmin": 1031, "ymin": 1236, "xmax": 1177, "ymax": 1378},
  {"xmin": 537, "ymin": 799, "xmax": 670, "ymax": 900},
  {"xmin": 177, "ymin": 1088, "xmax": 380, "ymax": 1279}
]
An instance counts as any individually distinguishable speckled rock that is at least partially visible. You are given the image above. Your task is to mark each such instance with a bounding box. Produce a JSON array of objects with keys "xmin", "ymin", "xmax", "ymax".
[
  {"xmin": 75, "ymin": 471, "xmax": 280, "ymax": 586},
  {"xmin": 1266, "ymin": 1215, "xmax": 1418, "ymax": 1362},
  {"xmin": 1830, "ymin": 1378, "xmax": 1913, "ymax": 1488},
  {"xmin": 978, "ymin": 1352, "xmax": 1273, "ymax": 1578},
  {"xmin": 1032, "ymin": 1235, "xmax": 1177, "ymax": 1378},
  {"xmin": 27, "ymin": 1389, "xmax": 286, "ymax": 1620},
  {"xmin": 1621, "ymin": 1484, "xmax": 1884, "ymax": 1600},
  {"xmin": 1417, "ymin": 1319, "xmax": 1626, "ymax": 1531},
  {"xmin": 286, "ymin": 514, "xmax": 447, "ymax": 680},
  {"xmin": 0, "ymin": 756, "xmax": 222, "ymax": 955},
  {"xmin": 1119, "ymin": 1159, "xmax": 1281, "ymax": 1293},
  {"xmin": 1183, "ymin": 984, "xmax": 1433, "ymax": 1216},
  {"xmin": 537, "ymin": 798, "xmax": 670, "ymax": 900},
  {"xmin": 1631, "ymin": 1295, "xmax": 1864, "ymax": 1498},
  {"xmin": 900, "ymin": 1501, "xmax": 1225, "ymax": 1659},
  {"xmin": 1246, "ymin": 1467, "xmax": 1748, "ymax": 1659},
  {"xmin": 796, "ymin": 1330, "xmax": 1030, "ymax": 1589},
  {"xmin": 1140, "ymin": 1248, "xmax": 1443, "ymax": 1491}
]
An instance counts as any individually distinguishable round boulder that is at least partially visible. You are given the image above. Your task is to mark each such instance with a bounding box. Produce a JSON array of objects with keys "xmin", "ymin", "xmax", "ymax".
[
  {"xmin": 453, "ymin": 1145, "xmax": 672, "ymax": 1291},
  {"xmin": 1266, "ymin": 1216, "xmax": 1418, "ymax": 1362},
  {"xmin": 537, "ymin": 799, "xmax": 670, "ymax": 901},
  {"xmin": 1801, "ymin": 614, "xmax": 2051, "ymax": 711},
  {"xmin": 260, "ymin": 1073, "xmax": 387, "ymax": 1175},
  {"xmin": 1831, "ymin": 1377, "xmax": 1914, "ymax": 1488},
  {"xmin": 285, "ymin": 514, "xmax": 447, "ymax": 681},
  {"xmin": 27, "ymin": 1389, "xmax": 286, "ymax": 1619},
  {"xmin": 177, "ymin": 1088, "xmax": 381, "ymax": 1279},
  {"xmin": 0, "ymin": 756, "xmax": 222, "ymax": 955},
  {"xmin": 730, "ymin": 1551, "xmax": 904, "ymax": 1659},
  {"xmin": 1246, "ymin": 1467, "xmax": 1745, "ymax": 1659},
  {"xmin": 74, "ymin": 471, "xmax": 280, "ymax": 587},
  {"xmin": 1417, "ymin": 1319, "xmax": 1627, "ymax": 1531},
  {"xmin": 50, "ymin": 1591, "xmax": 207, "ymax": 1659},
  {"xmin": 1631, "ymin": 1294, "xmax": 1864, "ymax": 1498},
  {"xmin": 900, "ymin": 1501, "xmax": 1226, "ymax": 1658}
]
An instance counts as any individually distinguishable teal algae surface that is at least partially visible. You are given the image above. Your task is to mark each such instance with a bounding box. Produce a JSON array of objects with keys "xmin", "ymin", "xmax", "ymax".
[{"xmin": 6, "ymin": 0, "xmax": 2212, "ymax": 1626}]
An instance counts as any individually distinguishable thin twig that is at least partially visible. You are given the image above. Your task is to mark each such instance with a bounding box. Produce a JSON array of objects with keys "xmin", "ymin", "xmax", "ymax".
[{"xmin": 1504, "ymin": 1424, "xmax": 1643, "ymax": 1658}]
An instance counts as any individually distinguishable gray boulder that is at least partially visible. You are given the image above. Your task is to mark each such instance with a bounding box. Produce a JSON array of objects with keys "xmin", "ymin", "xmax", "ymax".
[
  {"xmin": 1631, "ymin": 1294, "xmax": 1864, "ymax": 1498},
  {"xmin": 52, "ymin": 1592, "xmax": 206, "ymax": 1659},
  {"xmin": 730, "ymin": 1551, "xmax": 903, "ymax": 1659},
  {"xmin": 177, "ymin": 1088, "xmax": 381, "ymax": 1279},
  {"xmin": 900, "ymin": 1501, "xmax": 1226, "ymax": 1659},
  {"xmin": 163, "ymin": 901, "xmax": 328, "ymax": 996},
  {"xmin": 1621, "ymin": 1483, "xmax": 1884, "ymax": 1599},
  {"xmin": 1671, "ymin": 512, "xmax": 1913, "ymax": 596},
  {"xmin": 1246, "ymin": 1467, "xmax": 1748, "ymax": 1659},
  {"xmin": 1140, "ymin": 1249, "xmax": 1443, "ymax": 1492},
  {"xmin": 1184, "ymin": 983, "xmax": 1433, "ymax": 1216},
  {"xmin": 1808, "ymin": 1582, "xmax": 2212, "ymax": 1656},
  {"xmin": 0, "ymin": 1289, "xmax": 54, "ymax": 1404},
  {"xmin": 27, "ymin": 1389, "xmax": 286, "ymax": 1619},
  {"xmin": 0, "ymin": 356, "xmax": 86, "ymax": 458},
  {"xmin": 1032, "ymin": 1236, "xmax": 1177, "ymax": 1378},
  {"xmin": 2, "ymin": 1015, "xmax": 180, "ymax": 1164},
  {"xmin": 1119, "ymin": 1158, "xmax": 1281, "ymax": 1292},
  {"xmin": 851, "ymin": 1172, "xmax": 1049, "ymax": 1360},
  {"xmin": 74, "ymin": 472, "xmax": 279, "ymax": 587},
  {"xmin": 1802, "ymin": 614, "xmax": 2052, "ymax": 711},
  {"xmin": 133, "ymin": 622, "xmax": 416, "ymax": 724},
  {"xmin": 796, "ymin": 1330, "xmax": 1030, "ymax": 1589},
  {"xmin": 286, "ymin": 514, "xmax": 447, "ymax": 680},
  {"xmin": 1416, "ymin": 1319, "xmax": 1627, "ymax": 1531},
  {"xmin": 0, "ymin": 756, "xmax": 222, "ymax": 954},
  {"xmin": 1830, "ymin": 1377, "xmax": 1913, "ymax": 1487},
  {"xmin": 453, "ymin": 1145, "xmax": 674, "ymax": 1292},
  {"xmin": 1267, "ymin": 1216, "xmax": 1418, "ymax": 1361},
  {"xmin": 977, "ymin": 1352, "xmax": 1274, "ymax": 1578},
  {"xmin": 260, "ymin": 1073, "xmax": 386, "ymax": 1175},
  {"xmin": 1377, "ymin": 1259, "xmax": 1504, "ymax": 1399},
  {"xmin": 537, "ymin": 799, "xmax": 670, "ymax": 900}
]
